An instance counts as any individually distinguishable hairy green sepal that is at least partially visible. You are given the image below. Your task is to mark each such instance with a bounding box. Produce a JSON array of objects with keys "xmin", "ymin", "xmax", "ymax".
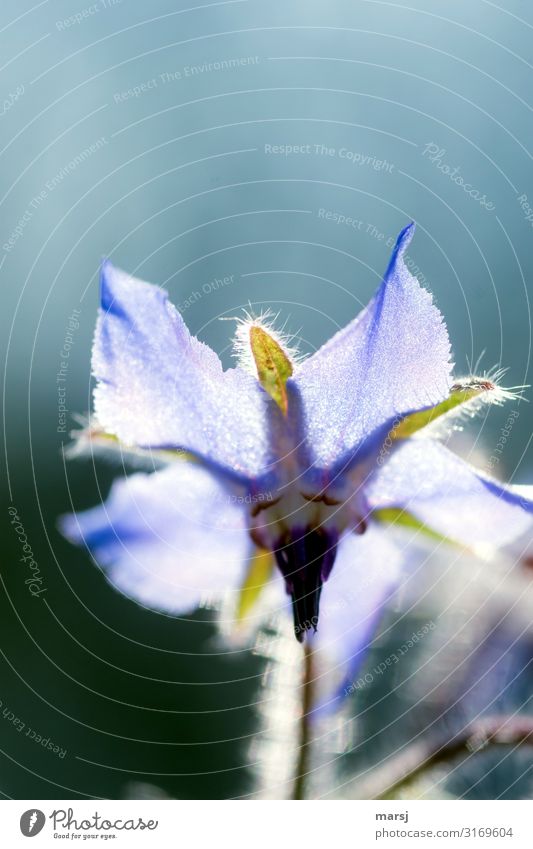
[
  {"xmin": 391, "ymin": 380, "xmax": 494, "ymax": 440},
  {"xmin": 249, "ymin": 325, "xmax": 293, "ymax": 414}
]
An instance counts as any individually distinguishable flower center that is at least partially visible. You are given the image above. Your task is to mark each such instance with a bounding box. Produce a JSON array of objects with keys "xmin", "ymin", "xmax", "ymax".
[{"xmin": 248, "ymin": 488, "xmax": 367, "ymax": 640}]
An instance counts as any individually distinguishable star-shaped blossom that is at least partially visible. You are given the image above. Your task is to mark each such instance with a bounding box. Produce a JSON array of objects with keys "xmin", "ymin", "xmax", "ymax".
[{"xmin": 61, "ymin": 223, "xmax": 533, "ymax": 704}]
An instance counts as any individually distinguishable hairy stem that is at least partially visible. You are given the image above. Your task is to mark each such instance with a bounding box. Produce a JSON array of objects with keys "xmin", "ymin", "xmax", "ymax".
[
  {"xmin": 293, "ymin": 642, "xmax": 315, "ymax": 800},
  {"xmin": 349, "ymin": 715, "xmax": 533, "ymax": 800}
]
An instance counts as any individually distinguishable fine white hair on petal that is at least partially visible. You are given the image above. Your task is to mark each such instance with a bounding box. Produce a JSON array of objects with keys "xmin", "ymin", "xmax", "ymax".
[
  {"xmin": 422, "ymin": 367, "xmax": 529, "ymax": 441},
  {"xmin": 453, "ymin": 365, "xmax": 528, "ymax": 407},
  {"xmin": 227, "ymin": 307, "xmax": 302, "ymax": 376}
]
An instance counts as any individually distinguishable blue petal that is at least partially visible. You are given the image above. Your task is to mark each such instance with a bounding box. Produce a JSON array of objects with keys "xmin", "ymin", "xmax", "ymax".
[
  {"xmin": 93, "ymin": 262, "xmax": 275, "ymax": 480},
  {"xmin": 367, "ymin": 439, "xmax": 533, "ymax": 548},
  {"xmin": 313, "ymin": 525, "xmax": 405, "ymax": 711},
  {"xmin": 60, "ymin": 462, "xmax": 251, "ymax": 614},
  {"xmin": 291, "ymin": 224, "xmax": 452, "ymax": 470}
]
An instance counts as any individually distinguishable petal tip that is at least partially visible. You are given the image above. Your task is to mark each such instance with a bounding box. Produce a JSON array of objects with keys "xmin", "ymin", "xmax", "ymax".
[
  {"xmin": 396, "ymin": 221, "xmax": 415, "ymax": 253},
  {"xmin": 384, "ymin": 222, "xmax": 416, "ymax": 281},
  {"xmin": 99, "ymin": 261, "xmax": 165, "ymax": 317},
  {"xmin": 100, "ymin": 259, "xmax": 119, "ymax": 312}
]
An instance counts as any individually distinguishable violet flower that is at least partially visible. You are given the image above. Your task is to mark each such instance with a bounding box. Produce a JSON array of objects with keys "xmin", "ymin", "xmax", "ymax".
[{"xmin": 61, "ymin": 223, "xmax": 533, "ymax": 698}]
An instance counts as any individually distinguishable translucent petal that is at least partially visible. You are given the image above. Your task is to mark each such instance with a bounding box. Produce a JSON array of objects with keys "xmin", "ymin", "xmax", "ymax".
[
  {"xmin": 93, "ymin": 262, "xmax": 275, "ymax": 480},
  {"xmin": 367, "ymin": 439, "xmax": 533, "ymax": 549},
  {"xmin": 60, "ymin": 462, "xmax": 251, "ymax": 614},
  {"xmin": 291, "ymin": 224, "xmax": 452, "ymax": 470},
  {"xmin": 314, "ymin": 525, "xmax": 405, "ymax": 708}
]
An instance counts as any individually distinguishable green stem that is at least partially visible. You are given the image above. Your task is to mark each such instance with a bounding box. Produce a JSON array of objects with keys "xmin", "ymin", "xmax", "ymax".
[
  {"xmin": 348, "ymin": 715, "xmax": 533, "ymax": 800},
  {"xmin": 293, "ymin": 642, "xmax": 315, "ymax": 800}
]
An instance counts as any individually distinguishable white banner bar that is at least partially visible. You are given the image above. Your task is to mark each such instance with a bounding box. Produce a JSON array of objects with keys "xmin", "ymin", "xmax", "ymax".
[{"xmin": 0, "ymin": 799, "xmax": 532, "ymax": 847}]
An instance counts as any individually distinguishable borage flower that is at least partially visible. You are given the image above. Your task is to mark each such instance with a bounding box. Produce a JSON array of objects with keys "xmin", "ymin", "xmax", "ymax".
[{"xmin": 61, "ymin": 224, "xmax": 533, "ymax": 702}]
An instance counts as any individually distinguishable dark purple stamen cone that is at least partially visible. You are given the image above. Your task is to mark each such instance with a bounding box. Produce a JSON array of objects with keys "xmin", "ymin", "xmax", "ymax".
[{"xmin": 274, "ymin": 527, "xmax": 338, "ymax": 642}]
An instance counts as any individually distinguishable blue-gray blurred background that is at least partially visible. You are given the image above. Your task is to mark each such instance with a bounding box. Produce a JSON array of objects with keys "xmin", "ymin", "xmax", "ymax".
[{"xmin": 1, "ymin": 0, "xmax": 532, "ymax": 800}]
